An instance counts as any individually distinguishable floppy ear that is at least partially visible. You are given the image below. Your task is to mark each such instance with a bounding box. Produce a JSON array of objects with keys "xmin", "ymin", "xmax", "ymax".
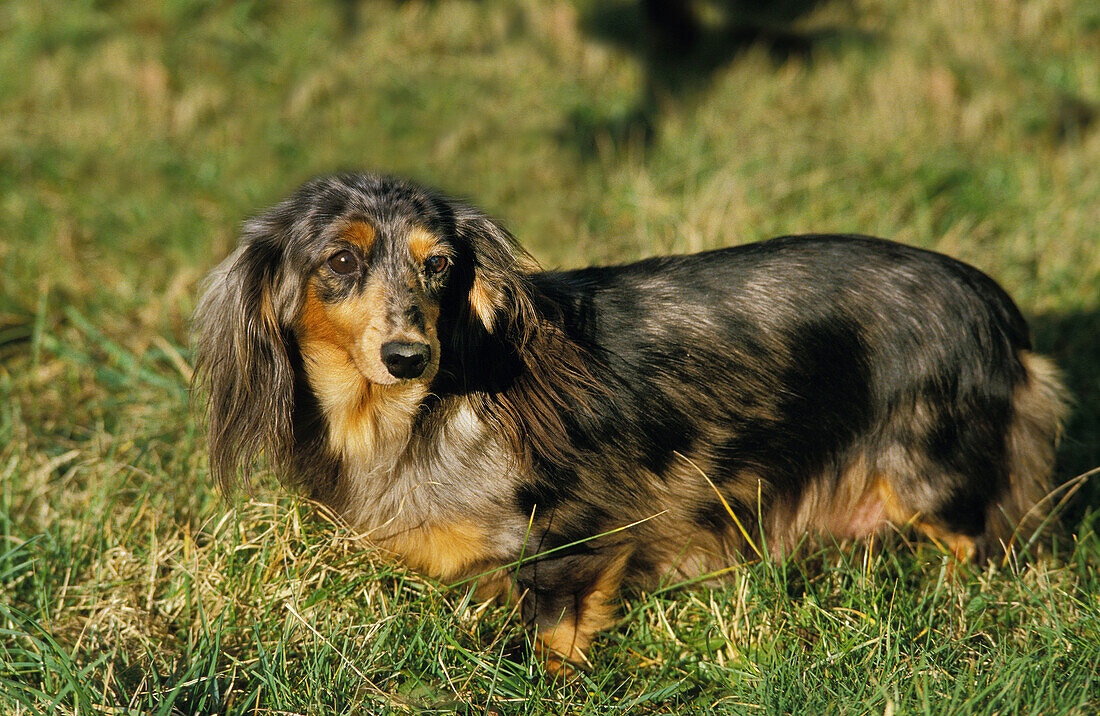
[
  {"xmin": 449, "ymin": 203, "xmax": 541, "ymax": 339},
  {"xmin": 448, "ymin": 202, "xmax": 600, "ymax": 467},
  {"xmin": 193, "ymin": 223, "xmax": 302, "ymax": 493}
]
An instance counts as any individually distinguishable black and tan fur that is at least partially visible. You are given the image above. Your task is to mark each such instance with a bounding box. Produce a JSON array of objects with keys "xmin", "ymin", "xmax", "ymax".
[{"xmin": 194, "ymin": 172, "xmax": 1069, "ymax": 671}]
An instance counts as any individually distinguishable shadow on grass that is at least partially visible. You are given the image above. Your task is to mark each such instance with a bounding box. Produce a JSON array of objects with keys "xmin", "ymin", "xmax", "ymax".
[
  {"xmin": 567, "ymin": 0, "xmax": 875, "ymax": 153},
  {"xmin": 1032, "ymin": 308, "xmax": 1100, "ymax": 518}
]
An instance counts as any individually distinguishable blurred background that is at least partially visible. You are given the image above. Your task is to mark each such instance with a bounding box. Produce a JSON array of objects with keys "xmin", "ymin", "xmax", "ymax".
[{"xmin": 1, "ymin": 0, "xmax": 1098, "ymax": 710}]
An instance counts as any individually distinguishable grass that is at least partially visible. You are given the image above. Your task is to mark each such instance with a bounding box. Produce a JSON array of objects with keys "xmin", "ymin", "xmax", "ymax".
[{"xmin": 1, "ymin": 0, "xmax": 1099, "ymax": 712}]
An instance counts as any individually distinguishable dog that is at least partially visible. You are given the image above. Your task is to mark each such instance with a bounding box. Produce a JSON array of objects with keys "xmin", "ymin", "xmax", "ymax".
[{"xmin": 194, "ymin": 172, "xmax": 1068, "ymax": 672}]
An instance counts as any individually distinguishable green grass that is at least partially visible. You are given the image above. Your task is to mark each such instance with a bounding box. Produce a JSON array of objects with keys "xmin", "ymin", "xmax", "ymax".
[{"xmin": 2, "ymin": 0, "xmax": 1099, "ymax": 712}]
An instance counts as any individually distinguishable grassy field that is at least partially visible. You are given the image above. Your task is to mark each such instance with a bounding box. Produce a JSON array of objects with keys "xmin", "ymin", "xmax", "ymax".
[{"xmin": 2, "ymin": 0, "xmax": 1099, "ymax": 713}]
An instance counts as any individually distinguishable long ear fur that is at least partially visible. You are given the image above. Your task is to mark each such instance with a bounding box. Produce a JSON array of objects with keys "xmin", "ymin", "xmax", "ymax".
[
  {"xmin": 193, "ymin": 223, "xmax": 302, "ymax": 493},
  {"xmin": 449, "ymin": 204, "xmax": 541, "ymax": 338},
  {"xmin": 449, "ymin": 204, "xmax": 599, "ymax": 466}
]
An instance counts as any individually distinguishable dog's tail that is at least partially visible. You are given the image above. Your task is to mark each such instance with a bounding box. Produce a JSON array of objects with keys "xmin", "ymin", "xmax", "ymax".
[{"xmin": 981, "ymin": 351, "xmax": 1071, "ymax": 559}]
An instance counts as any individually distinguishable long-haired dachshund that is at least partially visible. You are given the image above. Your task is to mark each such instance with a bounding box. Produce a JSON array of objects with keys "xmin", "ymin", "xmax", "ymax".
[{"xmin": 194, "ymin": 172, "xmax": 1068, "ymax": 672}]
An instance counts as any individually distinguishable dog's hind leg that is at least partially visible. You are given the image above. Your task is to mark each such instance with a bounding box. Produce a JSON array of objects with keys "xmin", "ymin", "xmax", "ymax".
[{"xmin": 873, "ymin": 350, "xmax": 1068, "ymax": 563}]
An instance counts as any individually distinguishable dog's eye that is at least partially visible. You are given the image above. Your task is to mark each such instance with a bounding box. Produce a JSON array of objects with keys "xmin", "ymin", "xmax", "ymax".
[
  {"xmin": 424, "ymin": 255, "xmax": 449, "ymax": 275},
  {"xmin": 328, "ymin": 250, "xmax": 359, "ymax": 275}
]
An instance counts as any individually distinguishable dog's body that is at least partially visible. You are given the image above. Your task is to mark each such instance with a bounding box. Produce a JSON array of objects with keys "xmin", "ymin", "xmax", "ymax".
[{"xmin": 195, "ymin": 173, "xmax": 1067, "ymax": 669}]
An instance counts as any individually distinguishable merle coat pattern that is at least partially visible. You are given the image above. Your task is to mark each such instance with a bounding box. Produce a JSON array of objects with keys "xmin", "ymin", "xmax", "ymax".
[{"xmin": 194, "ymin": 172, "xmax": 1068, "ymax": 671}]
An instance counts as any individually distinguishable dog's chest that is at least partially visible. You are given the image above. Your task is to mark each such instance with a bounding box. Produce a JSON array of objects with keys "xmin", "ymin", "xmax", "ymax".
[{"xmin": 335, "ymin": 399, "xmax": 526, "ymax": 580}]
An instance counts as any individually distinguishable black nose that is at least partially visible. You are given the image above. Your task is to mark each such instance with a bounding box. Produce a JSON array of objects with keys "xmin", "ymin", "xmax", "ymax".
[{"xmin": 380, "ymin": 341, "xmax": 431, "ymax": 380}]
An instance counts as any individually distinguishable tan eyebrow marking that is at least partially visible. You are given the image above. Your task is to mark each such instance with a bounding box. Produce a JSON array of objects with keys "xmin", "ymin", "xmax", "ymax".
[
  {"xmin": 341, "ymin": 221, "xmax": 376, "ymax": 252},
  {"xmin": 407, "ymin": 226, "xmax": 449, "ymax": 264}
]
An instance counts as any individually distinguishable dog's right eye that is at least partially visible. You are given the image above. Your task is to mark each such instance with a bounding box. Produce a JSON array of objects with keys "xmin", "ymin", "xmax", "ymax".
[{"xmin": 327, "ymin": 250, "xmax": 359, "ymax": 275}]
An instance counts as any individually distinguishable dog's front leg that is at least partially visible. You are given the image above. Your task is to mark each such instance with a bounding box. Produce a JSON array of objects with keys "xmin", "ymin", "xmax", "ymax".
[{"xmin": 516, "ymin": 548, "xmax": 629, "ymax": 675}]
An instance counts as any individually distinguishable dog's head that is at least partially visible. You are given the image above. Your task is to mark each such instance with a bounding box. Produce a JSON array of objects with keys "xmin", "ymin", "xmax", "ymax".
[{"xmin": 193, "ymin": 173, "xmax": 542, "ymax": 491}]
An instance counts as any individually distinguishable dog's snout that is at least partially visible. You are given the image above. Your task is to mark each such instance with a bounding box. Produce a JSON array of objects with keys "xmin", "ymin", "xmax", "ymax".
[{"xmin": 380, "ymin": 341, "xmax": 431, "ymax": 380}]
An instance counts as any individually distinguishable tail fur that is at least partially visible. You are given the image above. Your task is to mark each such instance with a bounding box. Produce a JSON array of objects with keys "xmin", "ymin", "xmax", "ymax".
[{"xmin": 981, "ymin": 351, "xmax": 1071, "ymax": 558}]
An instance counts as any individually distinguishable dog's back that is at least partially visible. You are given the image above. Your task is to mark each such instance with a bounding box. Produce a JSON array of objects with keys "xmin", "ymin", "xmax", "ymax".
[{"xmin": 523, "ymin": 235, "xmax": 1065, "ymax": 573}]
